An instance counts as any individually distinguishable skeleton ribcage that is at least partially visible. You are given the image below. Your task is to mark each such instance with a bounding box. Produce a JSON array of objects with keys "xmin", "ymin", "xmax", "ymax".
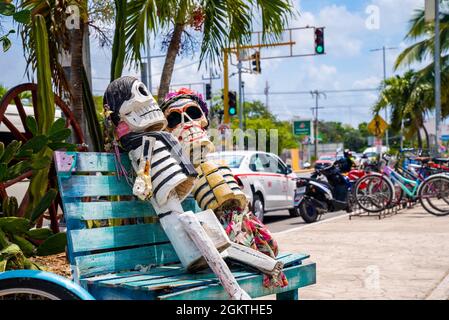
[{"xmin": 192, "ymin": 161, "xmax": 248, "ymax": 212}]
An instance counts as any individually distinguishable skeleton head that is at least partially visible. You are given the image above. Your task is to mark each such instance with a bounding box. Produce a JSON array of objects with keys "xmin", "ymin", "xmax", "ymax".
[
  {"xmin": 104, "ymin": 76, "xmax": 167, "ymax": 133},
  {"xmin": 160, "ymin": 92, "xmax": 215, "ymax": 166}
]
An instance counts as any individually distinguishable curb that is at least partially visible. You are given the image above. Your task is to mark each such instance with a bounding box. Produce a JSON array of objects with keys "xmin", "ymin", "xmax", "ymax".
[{"xmin": 426, "ymin": 271, "xmax": 449, "ymax": 300}]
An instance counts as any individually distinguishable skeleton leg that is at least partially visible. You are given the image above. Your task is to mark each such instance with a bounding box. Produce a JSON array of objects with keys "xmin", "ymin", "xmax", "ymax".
[
  {"xmin": 153, "ymin": 197, "xmax": 251, "ymax": 300},
  {"xmin": 179, "ymin": 212, "xmax": 251, "ymax": 300},
  {"xmin": 224, "ymin": 243, "xmax": 284, "ymax": 278}
]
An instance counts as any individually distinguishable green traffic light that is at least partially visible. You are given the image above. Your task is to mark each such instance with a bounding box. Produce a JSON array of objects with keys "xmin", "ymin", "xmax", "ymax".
[
  {"xmin": 229, "ymin": 108, "xmax": 236, "ymax": 115},
  {"xmin": 316, "ymin": 45, "xmax": 324, "ymax": 54}
]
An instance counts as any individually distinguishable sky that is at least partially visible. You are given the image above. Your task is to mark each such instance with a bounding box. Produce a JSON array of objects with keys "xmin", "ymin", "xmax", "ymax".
[{"xmin": 0, "ymin": 0, "xmax": 427, "ymax": 127}]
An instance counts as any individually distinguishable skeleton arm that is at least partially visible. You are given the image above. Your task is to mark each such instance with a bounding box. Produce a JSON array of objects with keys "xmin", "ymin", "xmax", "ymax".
[{"xmin": 129, "ymin": 136, "xmax": 155, "ymax": 200}]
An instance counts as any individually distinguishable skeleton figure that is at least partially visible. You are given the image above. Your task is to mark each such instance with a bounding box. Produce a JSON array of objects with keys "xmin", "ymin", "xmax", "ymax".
[
  {"xmin": 103, "ymin": 77, "xmax": 251, "ymax": 300},
  {"xmin": 160, "ymin": 89, "xmax": 285, "ymax": 283}
]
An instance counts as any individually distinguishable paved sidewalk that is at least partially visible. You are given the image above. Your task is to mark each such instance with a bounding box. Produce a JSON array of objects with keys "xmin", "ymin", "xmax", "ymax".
[{"xmin": 273, "ymin": 207, "xmax": 449, "ymax": 299}]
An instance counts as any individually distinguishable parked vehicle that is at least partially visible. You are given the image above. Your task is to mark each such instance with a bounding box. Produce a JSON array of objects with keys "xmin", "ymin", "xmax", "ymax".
[
  {"xmin": 206, "ymin": 151, "xmax": 299, "ymax": 222},
  {"xmin": 294, "ymin": 159, "xmax": 354, "ymax": 223},
  {"xmin": 314, "ymin": 154, "xmax": 336, "ymax": 170}
]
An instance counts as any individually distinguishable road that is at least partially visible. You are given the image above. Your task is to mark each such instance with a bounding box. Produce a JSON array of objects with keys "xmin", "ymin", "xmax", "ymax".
[{"xmin": 263, "ymin": 209, "xmax": 348, "ymax": 233}]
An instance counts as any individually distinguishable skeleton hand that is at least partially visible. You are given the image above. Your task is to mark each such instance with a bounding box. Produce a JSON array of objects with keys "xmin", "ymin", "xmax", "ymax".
[{"xmin": 133, "ymin": 170, "xmax": 152, "ymax": 200}]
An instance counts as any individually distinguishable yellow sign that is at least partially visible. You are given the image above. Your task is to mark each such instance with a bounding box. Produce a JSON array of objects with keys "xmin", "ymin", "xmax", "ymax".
[{"xmin": 368, "ymin": 115, "xmax": 388, "ymax": 137}]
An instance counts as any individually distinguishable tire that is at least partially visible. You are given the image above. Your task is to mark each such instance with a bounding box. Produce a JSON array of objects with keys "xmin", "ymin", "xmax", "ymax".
[
  {"xmin": 0, "ymin": 278, "xmax": 83, "ymax": 300},
  {"xmin": 289, "ymin": 207, "xmax": 301, "ymax": 217},
  {"xmin": 418, "ymin": 175, "xmax": 449, "ymax": 216},
  {"xmin": 252, "ymin": 194, "xmax": 265, "ymax": 222},
  {"xmin": 354, "ymin": 174, "xmax": 394, "ymax": 213},
  {"xmin": 299, "ymin": 197, "xmax": 319, "ymax": 223}
]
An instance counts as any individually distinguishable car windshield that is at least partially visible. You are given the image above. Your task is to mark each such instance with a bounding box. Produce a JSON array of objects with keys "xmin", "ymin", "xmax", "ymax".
[{"xmin": 207, "ymin": 154, "xmax": 244, "ymax": 168}]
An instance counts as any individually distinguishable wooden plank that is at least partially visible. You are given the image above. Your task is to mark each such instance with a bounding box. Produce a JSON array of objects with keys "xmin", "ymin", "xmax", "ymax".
[
  {"xmin": 64, "ymin": 197, "xmax": 200, "ymax": 221},
  {"xmin": 64, "ymin": 201, "xmax": 158, "ymax": 221},
  {"xmin": 59, "ymin": 175, "xmax": 133, "ymax": 198},
  {"xmin": 76, "ymin": 243, "xmax": 180, "ymax": 278},
  {"xmin": 83, "ymin": 265, "xmax": 183, "ymax": 285},
  {"xmin": 156, "ymin": 262, "xmax": 316, "ymax": 300},
  {"xmin": 55, "ymin": 151, "xmax": 131, "ymax": 173},
  {"xmin": 70, "ymin": 223, "xmax": 169, "ymax": 253}
]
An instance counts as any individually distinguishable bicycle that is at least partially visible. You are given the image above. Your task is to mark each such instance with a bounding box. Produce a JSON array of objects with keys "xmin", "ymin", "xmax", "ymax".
[{"xmin": 353, "ymin": 154, "xmax": 449, "ymax": 216}]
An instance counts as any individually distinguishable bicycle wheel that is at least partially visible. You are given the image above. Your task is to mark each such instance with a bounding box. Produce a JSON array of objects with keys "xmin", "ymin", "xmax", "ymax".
[
  {"xmin": 418, "ymin": 175, "xmax": 449, "ymax": 216},
  {"xmin": 354, "ymin": 174, "xmax": 394, "ymax": 213},
  {"xmin": 0, "ymin": 278, "xmax": 82, "ymax": 300}
]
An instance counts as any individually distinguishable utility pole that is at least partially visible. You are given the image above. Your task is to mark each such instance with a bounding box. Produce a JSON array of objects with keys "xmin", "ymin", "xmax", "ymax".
[
  {"xmin": 146, "ymin": 31, "xmax": 152, "ymax": 93},
  {"xmin": 242, "ymin": 81, "xmax": 246, "ymax": 130},
  {"xmin": 370, "ymin": 46, "xmax": 398, "ymax": 150},
  {"xmin": 310, "ymin": 90, "xmax": 326, "ymax": 160},
  {"xmin": 434, "ymin": 0, "xmax": 442, "ymax": 153}
]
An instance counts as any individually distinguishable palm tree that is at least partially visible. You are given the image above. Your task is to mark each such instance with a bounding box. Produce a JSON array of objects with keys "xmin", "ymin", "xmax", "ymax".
[
  {"xmin": 123, "ymin": 0, "xmax": 295, "ymax": 102},
  {"xmin": 394, "ymin": 3, "xmax": 449, "ymax": 115},
  {"xmin": 374, "ymin": 70, "xmax": 433, "ymax": 148}
]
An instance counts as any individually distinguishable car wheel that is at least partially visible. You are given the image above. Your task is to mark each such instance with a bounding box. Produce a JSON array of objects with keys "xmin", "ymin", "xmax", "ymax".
[
  {"xmin": 252, "ymin": 194, "xmax": 265, "ymax": 222},
  {"xmin": 288, "ymin": 207, "xmax": 301, "ymax": 217}
]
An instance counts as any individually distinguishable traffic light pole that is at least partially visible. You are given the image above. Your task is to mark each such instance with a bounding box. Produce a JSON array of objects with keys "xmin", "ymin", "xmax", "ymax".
[
  {"xmin": 223, "ymin": 49, "xmax": 230, "ymax": 124},
  {"xmin": 238, "ymin": 59, "xmax": 243, "ymax": 130},
  {"xmin": 434, "ymin": 0, "xmax": 441, "ymax": 153}
]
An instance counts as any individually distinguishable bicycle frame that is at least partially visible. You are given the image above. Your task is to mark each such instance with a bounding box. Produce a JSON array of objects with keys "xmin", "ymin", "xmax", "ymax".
[{"xmin": 382, "ymin": 165, "xmax": 421, "ymax": 198}]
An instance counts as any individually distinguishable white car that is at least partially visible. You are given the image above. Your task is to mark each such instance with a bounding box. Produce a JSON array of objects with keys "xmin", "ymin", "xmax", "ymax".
[{"xmin": 206, "ymin": 150, "xmax": 300, "ymax": 222}]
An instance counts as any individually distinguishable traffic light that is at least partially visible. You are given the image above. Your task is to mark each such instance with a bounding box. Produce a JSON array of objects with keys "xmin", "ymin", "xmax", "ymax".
[
  {"xmin": 251, "ymin": 51, "xmax": 261, "ymax": 73},
  {"xmin": 205, "ymin": 83, "xmax": 211, "ymax": 100},
  {"xmin": 228, "ymin": 91, "xmax": 237, "ymax": 117},
  {"xmin": 314, "ymin": 27, "xmax": 325, "ymax": 54}
]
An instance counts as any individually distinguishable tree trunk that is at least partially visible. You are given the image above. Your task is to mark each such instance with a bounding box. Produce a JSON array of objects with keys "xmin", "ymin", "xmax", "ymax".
[
  {"xmin": 69, "ymin": 23, "xmax": 85, "ymax": 145},
  {"xmin": 157, "ymin": 23, "xmax": 185, "ymax": 104},
  {"xmin": 421, "ymin": 121, "xmax": 430, "ymax": 149},
  {"xmin": 416, "ymin": 120, "xmax": 423, "ymax": 150}
]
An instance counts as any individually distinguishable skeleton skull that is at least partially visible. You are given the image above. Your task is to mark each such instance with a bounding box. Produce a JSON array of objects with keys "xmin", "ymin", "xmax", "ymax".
[
  {"xmin": 161, "ymin": 95, "xmax": 215, "ymax": 166},
  {"xmin": 104, "ymin": 76, "xmax": 167, "ymax": 133}
]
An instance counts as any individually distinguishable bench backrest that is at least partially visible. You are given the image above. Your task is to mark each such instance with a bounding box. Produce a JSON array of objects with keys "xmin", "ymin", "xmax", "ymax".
[{"xmin": 54, "ymin": 151, "xmax": 200, "ymax": 281}]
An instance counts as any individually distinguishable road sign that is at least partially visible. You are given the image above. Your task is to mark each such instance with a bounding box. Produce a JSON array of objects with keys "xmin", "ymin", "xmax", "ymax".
[
  {"xmin": 293, "ymin": 120, "xmax": 312, "ymax": 136},
  {"xmin": 368, "ymin": 115, "xmax": 388, "ymax": 137}
]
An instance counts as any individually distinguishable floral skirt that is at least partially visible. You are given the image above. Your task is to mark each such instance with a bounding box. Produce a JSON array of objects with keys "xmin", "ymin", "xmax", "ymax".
[{"xmin": 220, "ymin": 208, "xmax": 288, "ymax": 288}]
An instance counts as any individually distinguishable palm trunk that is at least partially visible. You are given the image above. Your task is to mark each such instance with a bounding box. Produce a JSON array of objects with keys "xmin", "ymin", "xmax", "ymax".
[
  {"xmin": 157, "ymin": 23, "xmax": 185, "ymax": 103},
  {"xmin": 421, "ymin": 121, "xmax": 430, "ymax": 149},
  {"xmin": 415, "ymin": 119, "xmax": 423, "ymax": 150},
  {"xmin": 70, "ymin": 24, "xmax": 85, "ymax": 145}
]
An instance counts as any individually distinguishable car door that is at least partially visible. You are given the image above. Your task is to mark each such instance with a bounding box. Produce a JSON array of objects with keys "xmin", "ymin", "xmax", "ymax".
[{"xmin": 261, "ymin": 153, "xmax": 289, "ymax": 209}]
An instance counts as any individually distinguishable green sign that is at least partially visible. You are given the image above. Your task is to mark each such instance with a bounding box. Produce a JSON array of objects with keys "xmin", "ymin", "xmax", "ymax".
[{"xmin": 293, "ymin": 120, "xmax": 312, "ymax": 136}]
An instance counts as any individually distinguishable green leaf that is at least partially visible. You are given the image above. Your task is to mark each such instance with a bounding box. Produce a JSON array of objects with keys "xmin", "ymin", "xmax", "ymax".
[
  {"xmin": 0, "ymin": 163, "xmax": 7, "ymax": 182},
  {"xmin": 49, "ymin": 118, "xmax": 66, "ymax": 136},
  {"xmin": 25, "ymin": 228, "xmax": 53, "ymax": 240},
  {"xmin": 0, "ymin": 3, "xmax": 15, "ymax": 16},
  {"xmin": 48, "ymin": 142, "xmax": 76, "ymax": 151},
  {"xmin": 49, "ymin": 128, "xmax": 71, "ymax": 143},
  {"xmin": 0, "ymin": 259, "xmax": 7, "ymax": 272},
  {"xmin": 0, "ymin": 229, "xmax": 10, "ymax": 249},
  {"xmin": 30, "ymin": 155, "xmax": 51, "ymax": 170},
  {"xmin": 11, "ymin": 234, "xmax": 35, "ymax": 257},
  {"xmin": 0, "ymin": 140, "xmax": 22, "ymax": 164},
  {"xmin": 13, "ymin": 9, "xmax": 31, "ymax": 24},
  {"xmin": 25, "ymin": 116, "xmax": 38, "ymax": 136},
  {"xmin": 0, "ymin": 244, "xmax": 22, "ymax": 260},
  {"xmin": 0, "ymin": 217, "xmax": 31, "ymax": 234},
  {"xmin": 1, "ymin": 36, "xmax": 12, "ymax": 52},
  {"xmin": 0, "ymin": 142, "xmax": 4, "ymax": 159},
  {"xmin": 36, "ymin": 232, "xmax": 67, "ymax": 256},
  {"xmin": 20, "ymin": 135, "xmax": 48, "ymax": 153},
  {"xmin": 30, "ymin": 189, "xmax": 57, "ymax": 223},
  {"xmin": 5, "ymin": 161, "xmax": 32, "ymax": 180}
]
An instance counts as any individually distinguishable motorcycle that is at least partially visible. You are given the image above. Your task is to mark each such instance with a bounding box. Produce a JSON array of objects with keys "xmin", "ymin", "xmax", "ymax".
[{"xmin": 294, "ymin": 160, "xmax": 355, "ymax": 223}]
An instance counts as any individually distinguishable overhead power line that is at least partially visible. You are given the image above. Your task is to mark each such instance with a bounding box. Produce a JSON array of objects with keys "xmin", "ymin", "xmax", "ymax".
[{"xmin": 246, "ymin": 88, "xmax": 380, "ymax": 95}]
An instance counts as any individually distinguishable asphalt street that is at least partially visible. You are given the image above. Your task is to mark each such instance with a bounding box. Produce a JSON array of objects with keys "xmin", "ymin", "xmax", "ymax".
[{"xmin": 263, "ymin": 209, "xmax": 347, "ymax": 233}]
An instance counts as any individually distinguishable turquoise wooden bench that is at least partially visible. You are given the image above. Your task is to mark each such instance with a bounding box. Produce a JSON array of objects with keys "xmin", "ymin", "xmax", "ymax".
[{"xmin": 54, "ymin": 151, "xmax": 316, "ymax": 300}]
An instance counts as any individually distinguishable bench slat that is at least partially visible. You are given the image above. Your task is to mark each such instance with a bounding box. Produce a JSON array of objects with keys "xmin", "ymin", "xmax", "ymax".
[
  {"xmin": 64, "ymin": 198, "xmax": 199, "ymax": 222},
  {"xmin": 65, "ymin": 201, "xmax": 158, "ymax": 221},
  {"xmin": 70, "ymin": 223, "xmax": 168, "ymax": 253},
  {"xmin": 59, "ymin": 175, "xmax": 133, "ymax": 198},
  {"xmin": 75, "ymin": 243, "xmax": 180, "ymax": 278},
  {"xmin": 55, "ymin": 151, "xmax": 131, "ymax": 173},
  {"xmin": 157, "ymin": 262, "xmax": 316, "ymax": 300}
]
